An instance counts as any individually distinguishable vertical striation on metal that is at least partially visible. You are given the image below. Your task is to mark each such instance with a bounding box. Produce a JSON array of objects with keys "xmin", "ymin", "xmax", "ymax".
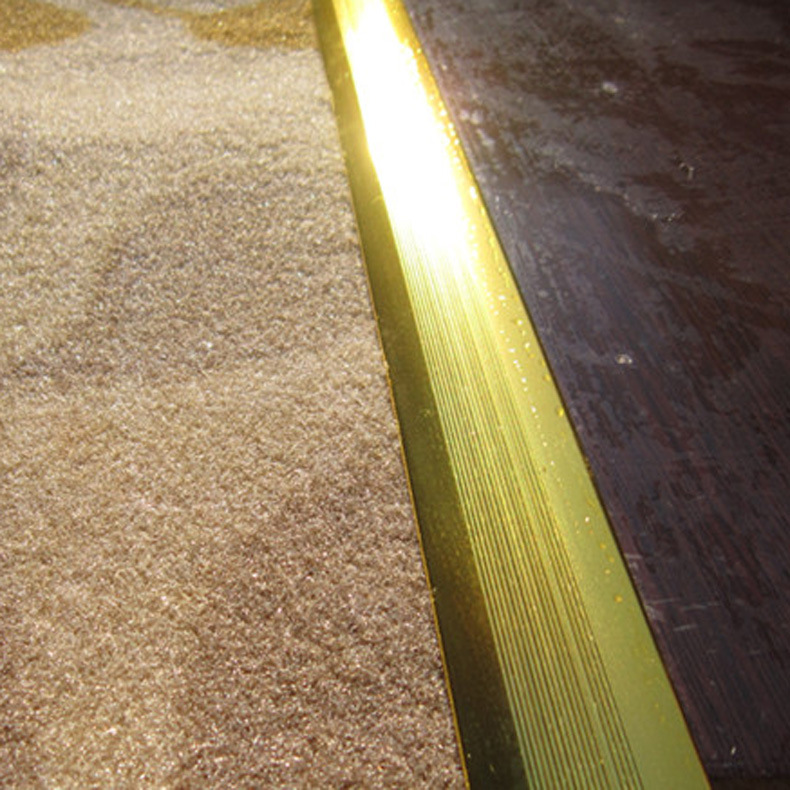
[{"xmin": 313, "ymin": 0, "xmax": 710, "ymax": 786}]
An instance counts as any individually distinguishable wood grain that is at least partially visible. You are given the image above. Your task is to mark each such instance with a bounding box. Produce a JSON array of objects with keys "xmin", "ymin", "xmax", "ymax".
[{"xmin": 400, "ymin": 0, "xmax": 790, "ymax": 779}]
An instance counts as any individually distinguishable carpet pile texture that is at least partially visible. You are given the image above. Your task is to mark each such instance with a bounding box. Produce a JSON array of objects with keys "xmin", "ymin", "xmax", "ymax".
[{"xmin": 0, "ymin": 1, "xmax": 464, "ymax": 785}]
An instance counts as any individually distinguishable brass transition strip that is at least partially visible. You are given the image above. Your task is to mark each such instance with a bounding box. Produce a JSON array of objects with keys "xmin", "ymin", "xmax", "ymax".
[{"xmin": 313, "ymin": 0, "xmax": 710, "ymax": 786}]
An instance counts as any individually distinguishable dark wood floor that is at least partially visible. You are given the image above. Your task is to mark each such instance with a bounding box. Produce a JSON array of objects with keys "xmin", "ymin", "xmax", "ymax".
[{"xmin": 401, "ymin": 0, "xmax": 790, "ymax": 780}]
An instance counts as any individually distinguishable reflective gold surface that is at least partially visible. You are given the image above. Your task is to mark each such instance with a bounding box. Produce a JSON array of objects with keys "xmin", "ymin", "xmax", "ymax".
[{"xmin": 314, "ymin": 0, "xmax": 710, "ymax": 786}]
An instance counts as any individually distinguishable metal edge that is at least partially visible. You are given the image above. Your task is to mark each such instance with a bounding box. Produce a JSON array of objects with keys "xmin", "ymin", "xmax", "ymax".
[{"xmin": 313, "ymin": 0, "xmax": 710, "ymax": 786}]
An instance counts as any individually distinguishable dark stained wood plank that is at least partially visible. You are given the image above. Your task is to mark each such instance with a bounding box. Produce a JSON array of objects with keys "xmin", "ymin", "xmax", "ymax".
[{"xmin": 400, "ymin": 0, "xmax": 790, "ymax": 780}]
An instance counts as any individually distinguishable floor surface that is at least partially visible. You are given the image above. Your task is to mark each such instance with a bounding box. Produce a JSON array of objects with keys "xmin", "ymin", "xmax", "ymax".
[
  {"xmin": 0, "ymin": 2, "xmax": 464, "ymax": 785},
  {"xmin": 401, "ymin": 0, "xmax": 790, "ymax": 780}
]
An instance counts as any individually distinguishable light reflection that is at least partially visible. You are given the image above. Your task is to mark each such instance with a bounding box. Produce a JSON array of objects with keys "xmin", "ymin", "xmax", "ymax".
[
  {"xmin": 342, "ymin": 1, "xmax": 469, "ymax": 258},
  {"xmin": 322, "ymin": 0, "xmax": 710, "ymax": 784}
]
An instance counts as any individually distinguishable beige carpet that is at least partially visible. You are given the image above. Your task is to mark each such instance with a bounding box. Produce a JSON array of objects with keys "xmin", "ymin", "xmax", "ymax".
[{"xmin": 0, "ymin": 1, "xmax": 464, "ymax": 785}]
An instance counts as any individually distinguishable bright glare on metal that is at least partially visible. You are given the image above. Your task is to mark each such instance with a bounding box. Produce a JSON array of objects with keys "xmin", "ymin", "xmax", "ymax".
[
  {"xmin": 321, "ymin": 0, "xmax": 711, "ymax": 786},
  {"xmin": 344, "ymin": 2, "xmax": 471, "ymax": 264}
]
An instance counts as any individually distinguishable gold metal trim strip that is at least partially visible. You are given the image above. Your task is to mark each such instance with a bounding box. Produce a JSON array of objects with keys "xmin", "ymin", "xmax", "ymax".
[{"xmin": 313, "ymin": 0, "xmax": 710, "ymax": 786}]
